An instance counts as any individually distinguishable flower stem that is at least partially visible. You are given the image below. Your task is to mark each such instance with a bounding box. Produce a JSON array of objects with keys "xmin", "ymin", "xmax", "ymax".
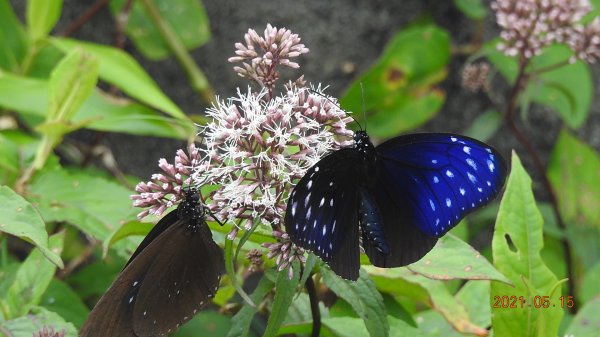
[
  {"xmin": 138, "ymin": 0, "xmax": 215, "ymax": 104},
  {"xmin": 503, "ymin": 59, "xmax": 577, "ymax": 313},
  {"xmin": 305, "ymin": 273, "xmax": 321, "ymax": 337}
]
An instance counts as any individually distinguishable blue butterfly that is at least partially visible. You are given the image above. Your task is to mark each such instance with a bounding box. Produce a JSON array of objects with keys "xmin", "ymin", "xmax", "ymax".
[{"xmin": 284, "ymin": 131, "xmax": 507, "ymax": 280}]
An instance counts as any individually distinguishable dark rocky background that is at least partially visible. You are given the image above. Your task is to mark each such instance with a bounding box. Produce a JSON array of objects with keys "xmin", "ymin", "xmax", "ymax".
[{"xmin": 10, "ymin": 0, "xmax": 600, "ymax": 184}]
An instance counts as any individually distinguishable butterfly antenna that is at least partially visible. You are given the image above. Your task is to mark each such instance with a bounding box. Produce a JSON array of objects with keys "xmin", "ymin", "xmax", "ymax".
[
  {"xmin": 360, "ymin": 82, "xmax": 367, "ymax": 131},
  {"xmin": 307, "ymin": 88, "xmax": 363, "ymax": 130}
]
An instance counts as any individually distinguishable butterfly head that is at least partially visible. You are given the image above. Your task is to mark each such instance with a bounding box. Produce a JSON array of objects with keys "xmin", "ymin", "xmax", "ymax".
[
  {"xmin": 178, "ymin": 188, "xmax": 205, "ymax": 221},
  {"xmin": 353, "ymin": 130, "xmax": 375, "ymax": 156}
]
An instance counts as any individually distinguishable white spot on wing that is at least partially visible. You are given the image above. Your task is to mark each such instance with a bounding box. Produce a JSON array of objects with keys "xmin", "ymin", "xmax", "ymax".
[
  {"xmin": 304, "ymin": 193, "xmax": 311, "ymax": 207},
  {"xmin": 460, "ymin": 187, "xmax": 466, "ymax": 195},
  {"xmin": 291, "ymin": 202, "xmax": 297, "ymax": 216},
  {"xmin": 307, "ymin": 180, "xmax": 313, "ymax": 190},
  {"xmin": 433, "ymin": 176, "xmax": 439, "ymax": 183},
  {"xmin": 319, "ymin": 197, "xmax": 325, "ymax": 207},
  {"xmin": 463, "ymin": 146, "xmax": 471, "ymax": 154},
  {"xmin": 306, "ymin": 206, "xmax": 312, "ymax": 220},
  {"xmin": 446, "ymin": 198, "xmax": 452, "ymax": 207},
  {"xmin": 314, "ymin": 166, "xmax": 320, "ymax": 172},
  {"xmin": 451, "ymin": 137, "xmax": 457, "ymax": 142},
  {"xmin": 446, "ymin": 170, "xmax": 454, "ymax": 178},
  {"xmin": 466, "ymin": 158, "xmax": 477, "ymax": 170},
  {"xmin": 468, "ymin": 171, "xmax": 477, "ymax": 183},
  {"xmin": 429, "ymin": 199, "xmax": 436, "ymax": 211},
  {"xmin": 487, "ymin": 160, "xmax": 495, "ymax": 172}
]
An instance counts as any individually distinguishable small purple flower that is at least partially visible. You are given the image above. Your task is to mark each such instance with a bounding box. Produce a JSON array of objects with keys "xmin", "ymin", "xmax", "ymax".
[
  {"xmin": 228, "ymin": 24, "xmax": 310, "ymax": 91},
  {"xmin": 131, "ymin": 144, "xmax": 201, "ymax": 219},
  {"xmin": 262, "ymin": 230, "xmax": 306, "ymax": 279}
]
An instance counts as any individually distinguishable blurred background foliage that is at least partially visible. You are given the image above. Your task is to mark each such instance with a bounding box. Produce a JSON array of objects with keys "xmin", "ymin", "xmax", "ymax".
[{"xmin": 0, "ymin": 0, "xmax": 599, "ymax": 336}]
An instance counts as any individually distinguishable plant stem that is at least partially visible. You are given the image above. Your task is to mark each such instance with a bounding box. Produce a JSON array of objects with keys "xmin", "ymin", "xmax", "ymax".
[
  {"xmin": 138, "ymin": 0, "xmax": 215, "ymax": 104},
  {"xmin": 60, "ymin": 0, "xmax": 109, "ymax": 37},
  {"xmin": 305, "ymin": 274, "xmax": 321, "ymax": 337},
  {"xmin": 503, "ymin": 58, "xmax": 577, "ymax": 313}
]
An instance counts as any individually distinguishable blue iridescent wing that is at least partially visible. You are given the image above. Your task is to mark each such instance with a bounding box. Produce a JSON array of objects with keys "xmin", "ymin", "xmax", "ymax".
[
  {"xmin": 284, "ymin": 148, "xmax": 362, "ymax": 280},
  {"xmin": 363, "ymin": 133, "xmax": 507, "ymax": 268}
]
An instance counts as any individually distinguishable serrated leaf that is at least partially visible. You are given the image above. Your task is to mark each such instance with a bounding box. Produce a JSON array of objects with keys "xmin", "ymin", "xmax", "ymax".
[
  {"xmin": 491, "ymin": 152, "xmax": 563, "ymax": 336},
  {"xmin": 226, "ymin": 274, "xmax": 274, "ymax": 337},
  {"xmin": 0, "ymin": 72, "xmax": 195, "ymax": 138},
  {"xmin": 40, "ymin": 279, "xmax": 90, "ymax": 328},
  {"xmin": 263, "ymin": 261, "xmax": 300, "ymax": 337},
  {"xmin": 0, "ymin": 186, "xmax": 63, "ymax": 267},
  {"xmin": 564, "ymin": 296, "xmax": 600, "ymax": 336},
  {"xmin": 1, "ymin": 232, "xmax": 65, "ymax": 318},
  {"xmin": 408, "ymin": 234, "xmax": 511, "ymax": 284},
  {"xmin": 340, "ymin": 24, "xmax": 449, "ymax": 138},
  {"xmin": 321, "ymin": 268, "xmax": 389, "ymax": 337},
  {"xmin": 454, "ymin": 0, "xmax": 487, "ymax": 20},
  {"xmin": 366, "ymin": 266, "xmax": 488, "ymax": 336},
  {"xmin": 109, "ymin": 0, "xmax": 210, "ymax": 60},
  {"xmin": 26, "ymin": 0, "xmax": 62, "ymax": 41},
  {"xmin": 0, "ymin": 306, "xmax": 77, "ymax": 337},
  {"xmin": 487, "ymin": 43, "xmax": 592, "ymax": 128},
  {"xmin": 0, "ymin": 0, "xmax": 29, "ymax": 71},
  {"xmin": 51, "ymin": 38, "xmax": 187, "ymax": 120},
  {"xmin": 28, "ymin": 168, "xmax": 138, "ymax": 241}
]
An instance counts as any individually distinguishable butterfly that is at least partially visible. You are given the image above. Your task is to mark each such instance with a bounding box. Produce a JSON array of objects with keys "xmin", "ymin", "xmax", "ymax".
[
  {"xmin": 80, "ymin": 188, "xmax": 225, "ymax": 336},
  {"xmin": 285, "ymin": 131, "xmax": 507, "ymax": 280}
]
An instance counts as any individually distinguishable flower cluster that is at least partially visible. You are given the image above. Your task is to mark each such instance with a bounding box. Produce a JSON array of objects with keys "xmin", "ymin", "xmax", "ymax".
[
  {"xmin": 194, "ymin": 85, "xmax": 352, "ymax": 234},
  {"xmin": 492, "ymin": 0, "xmax": 600, "ymax": 63},
  {"xmin": 262, "ymin": 230, "xmax": 306, "ymax": 279},
  {"xmin": 461, "ymin": 62, "xmax": 491, "ymax": 93},
  {"xmin": 228, "ymin": 24, "xmax": 309, "ymax": 91},
  {"xmin": 132, "ymin": 24, "xmax": 353, "ymax": 275},
  {"xmin": 131, "ymin": 144, "xmax": 201, "ymax": 219},
  {"xmin": 33, "ymin": 327, "xmax": 65, "ymax": 337}
]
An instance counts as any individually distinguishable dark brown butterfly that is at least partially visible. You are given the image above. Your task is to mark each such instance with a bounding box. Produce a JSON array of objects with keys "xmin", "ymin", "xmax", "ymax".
[{"xmin": 80, "ymin": 189, "xmax": 224, "ymax": 336}]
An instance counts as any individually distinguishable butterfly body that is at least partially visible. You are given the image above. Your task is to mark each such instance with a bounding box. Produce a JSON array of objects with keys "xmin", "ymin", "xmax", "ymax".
[
  {"xmin": 285, "ymin": 132, "xmax": 507, "ymax": 280},
  {"xmin": 80, "ymin": 189, "xmax": 224, "ymax": 337}
]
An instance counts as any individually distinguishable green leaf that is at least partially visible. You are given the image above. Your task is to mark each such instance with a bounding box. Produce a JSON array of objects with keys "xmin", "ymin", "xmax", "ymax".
[
  {"xmin": 109, "ymin": 0, "xmax": 210, "ymax": 60},
  {"xmin": 323, "ymin": 316, "xmax": 426, "ymax": 337},
  {"xmin": 0, "ymin": 0, "xmax": 29, "ymax": 71},
  {"xmin": 40, "ymin": 279, "xmax": 90, "ymax": 328},
  {"xmin": 226, "ymin": 274, "xmax": 274, "ymax": 337},
  {"xmin": 321, "ymin": 268, "xmax": 389, "ymax": 337},
  {"xmin": 67, "ymin": 255, "xmax": 123, "ymax": 299},
  {"xmin": 28, "ymin": 167, "xmax": 138, "ymax": 241},
  {"xmin": 173, "ymin": 311, "xmax": 231, "ymax": 337},
  {"xmin": 456, "ymin": 281, "xmax": 491, "ymax": 328},
  {"xmin": 52, "ymin": 38, "xmax": 187, "ymax": 120},
  {"xmin": 564, "ymin": 296, "xmax": 600, "ymax": 336},
  {"xmin": 26, "ymin": 0, "xmax": 62, "ymax": 41},
  {"xmin": 102, "ymin": 220, "xmax": 153, "ymax": 257},
  {"xmin": 0, "ymin": 72, "xmax": 195, "ymax": 138},
  {"xmin": 491, "ymin": 152, "xmax": 563, "ymax": 336},
  {"xmin": 547, "ymin": 130, "xmax": 600, "ymax": 270},
  {"xmin": 366, "ymin": 266, "xmax": 487, "ymax": 336},
  {"xmin": 0, "ymin": 186, "xmax": 63, "ymax": 267},
  {"xmin": 299, "ymin": 253, "xmax": 319, "ymax": 288},
  {"xmin": 454, "ymin": 0, "xmax": 487, "ymax": 20},
  {"xmin": 1, "ymin": 232, "xmax": 64, "ymax": 319},
  {"xmin": 0, "ymin": 306, "xmax": 77, "ymax": 337},
  {"xmin": 487, "ymin": 43, "xmax": 592, "ymax": 128},
  {"xmin": 340, "ymin": 24, "xmax": 449, "ymax": 138},
  {"xmin": 580, "ymin": 262, "xmax": 600, "ymax": 304},
  {"xmin": 46, "ymin": 48, "xmax": 98, "ymax": 123},
  {"xmin": 263, "ymin": 261, "xmax": 300, "ymax": 337},
  {"xmin": 408, "ymin": 234, "xmax": 511, "ymax": 284},
  {"xmin": 463, "ymin": 110, "xmax": 502, "ymax": 142}
]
